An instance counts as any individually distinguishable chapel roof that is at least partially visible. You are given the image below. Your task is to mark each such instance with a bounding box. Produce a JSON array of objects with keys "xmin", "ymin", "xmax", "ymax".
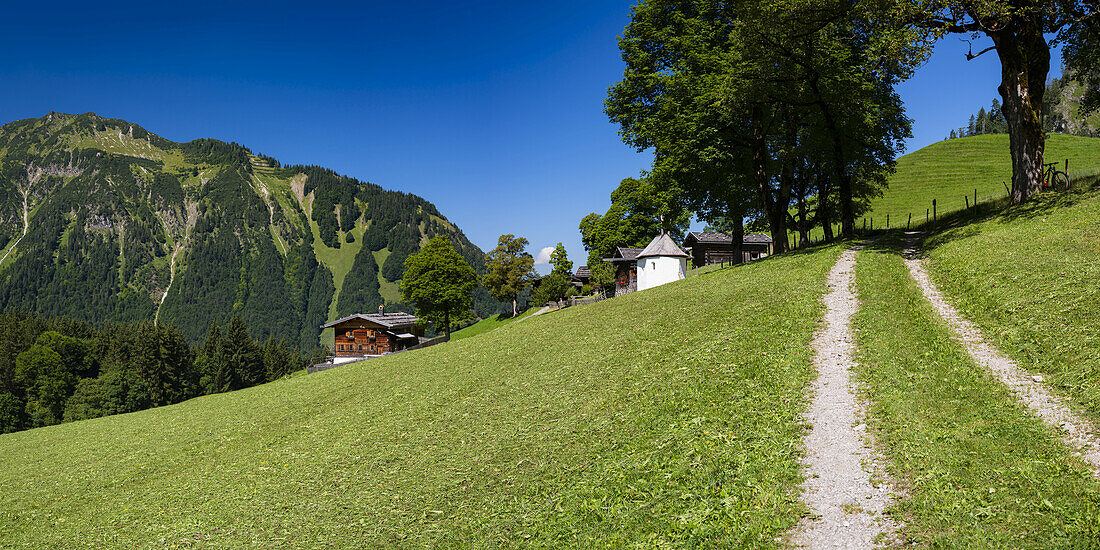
[{"xmin": 637, "ymin": 233, "xmax": 690, "ymax": 259}]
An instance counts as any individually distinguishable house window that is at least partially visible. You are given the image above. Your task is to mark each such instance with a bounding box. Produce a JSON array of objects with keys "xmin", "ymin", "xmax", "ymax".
[{"xmin": 337, "ymin": 344, "xmax": 343, "ymax": 352}]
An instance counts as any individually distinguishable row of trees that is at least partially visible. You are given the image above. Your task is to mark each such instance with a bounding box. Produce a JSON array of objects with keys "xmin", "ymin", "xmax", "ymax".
[
  {"xmin": 949, "ymin": 100, "xmax": 1011, "ymax": 139},
  {"xmin": 598, "ymin": 0, "xmax": 1100, "ymax": 247},
  {"xmin": 0, "ymin": 309, "xmax": 314, "ymax": 434},
  {"xmin": 401, "ymin": 235, "xmax": 582, "ymax": 336},
  {"xmin": 949, "ymin": 75, "xmax": 1100, "ymax": 141}
]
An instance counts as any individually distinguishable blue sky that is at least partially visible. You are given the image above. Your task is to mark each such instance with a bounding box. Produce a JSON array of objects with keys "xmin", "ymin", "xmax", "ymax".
[{"xmin": 0, "ymin": 1, "xmax": 1058, "ymax": 272}]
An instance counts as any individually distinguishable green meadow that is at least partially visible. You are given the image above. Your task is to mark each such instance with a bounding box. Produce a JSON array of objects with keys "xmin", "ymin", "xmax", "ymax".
[
  {"xmin": 854, "ymin": 237, "xmax": 1100, "ymax": 546},
  {"xmin": 866, "ymin": 134, "xmax": 1100, "ymax": 228},
  {"xmin": 923, "ymin": 183, "xmax": 1100, "ymax": 423},
  {"xmin": 0, "ymin": 245, "xmax": 844, "ymax": 548}
]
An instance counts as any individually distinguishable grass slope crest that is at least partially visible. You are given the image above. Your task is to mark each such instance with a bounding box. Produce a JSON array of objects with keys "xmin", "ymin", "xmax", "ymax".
[{"xmin": 0, "ymin": 112, "xmax": 493, "ymax": 348}]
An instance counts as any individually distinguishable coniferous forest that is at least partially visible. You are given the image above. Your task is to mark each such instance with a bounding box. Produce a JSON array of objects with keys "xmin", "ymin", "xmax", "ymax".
[{"xmin": 0, "ymin": 308, "xmax": 315, "ymax": 434}]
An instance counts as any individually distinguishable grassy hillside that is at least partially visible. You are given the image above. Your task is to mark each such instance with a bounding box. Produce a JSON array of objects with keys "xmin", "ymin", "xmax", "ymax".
[
  {"xmin": 0, "ymin": 244, "xmax": 843, "ymax": 547},
  {"xmin": 449, "ymin": 309, "xmax": 538, "ymax": 341},
  {"xmin": 923, "ymin": 184, "xmax": 1100, "ymax": 423},
  {"xmin": 855, "ymin": 239, "xmax": 1100, "ymax": 545},
  {"xmin": 864, "ymin": 134, "xmax": 1100, "ymax": 228}
]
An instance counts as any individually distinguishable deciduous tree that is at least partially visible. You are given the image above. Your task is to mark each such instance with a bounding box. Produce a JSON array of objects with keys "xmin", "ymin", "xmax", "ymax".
[
  {"xmin": 483, "ymin": 235, "xmax": 535, "ymax": 317},
  {"xmin": 907, "ymin": 0, "xmax": 1100, "ymax": 203},
  {"xmin": 549, "ymin": 243, "xmax": 572, "ymax": 276},
  {"xmin": 579, "ymin": 176, "xmax": 689, "ymax": 267},
  {"xmin": 401, "ymin": 236, "xmax": 478, "ymax": 337},
  {"xmin": 607, "ymin": 0, "xmax": 915, "ymax": 238}
]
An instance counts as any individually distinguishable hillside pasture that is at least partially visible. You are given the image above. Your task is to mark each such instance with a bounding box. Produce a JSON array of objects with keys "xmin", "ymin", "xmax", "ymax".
[
  {"xmin": 854, "ymin": 239, "xmax": 1100, "ymax": 546},
  {"xmin": 923, "ymin": 183, "xmax": 1100, "ymax": 424},
  {"xmin": 0, "ymin": 245, "xmax": 844, "ymax": 548},
  {"xmin": 788, "ymin": 134, "xmax": 1100, "ymax": 245}
]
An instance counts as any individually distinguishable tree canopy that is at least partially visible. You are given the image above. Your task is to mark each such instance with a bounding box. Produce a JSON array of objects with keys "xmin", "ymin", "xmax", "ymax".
[
  {"xmin": 549, "ymin": 243, "xmax": 572, "ymax": 276},
  {"xmin": 401, "ymin": 236, "xmax": 478, "ymax": 337},
  {"xmin": 607, "ymin": 0, "xmax": 916, "ymax": 239},
  {"xmin": 579, "ymin": 176, "xmax": 689, "ymax": 267},
  {"xmin": 482, "ymin": 235, "xmax": 535, "ymax": 317}
]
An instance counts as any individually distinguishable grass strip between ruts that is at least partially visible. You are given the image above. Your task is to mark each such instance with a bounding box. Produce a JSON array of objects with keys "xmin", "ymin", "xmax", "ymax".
[{"xmin": 853, "ymin": 238, "xmax": 1100, "ymax": 547}]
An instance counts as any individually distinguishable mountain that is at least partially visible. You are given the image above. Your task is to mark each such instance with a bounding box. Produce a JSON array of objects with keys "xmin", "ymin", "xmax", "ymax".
[{"xmin": 0, "ymin": 112, "xmax": 495, "ymax": 349}]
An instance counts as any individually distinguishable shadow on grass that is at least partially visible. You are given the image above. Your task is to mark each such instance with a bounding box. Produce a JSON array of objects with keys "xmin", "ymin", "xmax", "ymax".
[{"xmin": 853, "ymin": 181, "xmax": 1100, "ymax": 257}]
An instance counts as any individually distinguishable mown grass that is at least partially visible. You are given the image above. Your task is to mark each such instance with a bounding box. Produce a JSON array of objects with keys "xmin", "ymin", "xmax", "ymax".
[
  {"xmin": 0, "ymin": 244, "xmax": 844, "ymax": 548},
  {"xmin": 867, "ymin": 134, "xmax": 1100, "ymax": 228},
  {"xmin": 791, "ymin": 134, "xmax": 1100, "ymax": 245},
  {"xmin": 923, "ymin": 184, "xmax": 1100, "ymax": 424},
  {"xmin": 854, "ymin": 238, "xmax": 1100, "ymax": 547},
  {"xmin": 449, "ymin": 309, "xmax": 538, "ymax": 341}
]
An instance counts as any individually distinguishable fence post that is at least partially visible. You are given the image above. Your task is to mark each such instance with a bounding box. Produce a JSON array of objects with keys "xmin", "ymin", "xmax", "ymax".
[
  {"xmin": 870, "ymin": 217, "xmax": 873, "ymax": 231},
  {"xmin": 932, "ymin": 199, "xmax": 937, "ymax": 222},
  {"xmin": 887, "ymin": 213, "xmax": 890, "ymax": 229},
  {"xmin": 974, "ymin": 188, "xmax": 978, "ymax": 208},
  {"xmin": 907, "ymin": 213, "xmax": 912, "ymax": 230},
  {"xmin": 965, "ymin": 195, "xmax": 969, "ymax": 212}
]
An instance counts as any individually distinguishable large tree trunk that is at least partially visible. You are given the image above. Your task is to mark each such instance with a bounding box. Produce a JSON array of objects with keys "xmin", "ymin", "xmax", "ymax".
[
  {"xmin": 819, "ymin": 107, "xmax": 854, "ymax": 237},
  {"xmin": 796, "ymin": 180, "xmax": 809, "ymax": 248},
  {"xmin": 729, "ymin": 212, "xmax": 744, "ymax": 264},
  {"xmin": 750, "ymin": 108, "xmax": 789, "ymax": 254},
  {"xmin": 816, "ymin": 170, "xmax": 833, "ymax": 242},
  {"xmin": 989, "ymin": 24, "xmax": 1049, "ymax": 204}
]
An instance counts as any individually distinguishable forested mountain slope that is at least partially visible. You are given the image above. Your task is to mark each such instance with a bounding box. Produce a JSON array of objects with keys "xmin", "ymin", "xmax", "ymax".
[{"xmin": 0, "ymin": 112, "xmax": 493, "ymax": 349}]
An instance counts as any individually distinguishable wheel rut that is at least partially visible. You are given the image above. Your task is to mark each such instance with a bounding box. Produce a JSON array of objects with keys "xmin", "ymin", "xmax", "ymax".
[
  {"xmin": 790, "ymin": 246, "xmax": 898, "ymax": 549},
  {"xmin": 902, "ymin": 232, "xmax": 1100, "ymax": 476}
]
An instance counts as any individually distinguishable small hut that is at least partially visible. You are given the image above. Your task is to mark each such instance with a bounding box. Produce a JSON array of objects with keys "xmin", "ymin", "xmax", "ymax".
[
  {"xmin": 682, "ymin": 232, "xmax": 773, "ymax": 268},
  {"xmin": 636, "ymin": 233, "xmax": 690, "ymax": 291},
  {"xmin": 603, "ymin": 247, "xmax": 643, "ymax": 296}
]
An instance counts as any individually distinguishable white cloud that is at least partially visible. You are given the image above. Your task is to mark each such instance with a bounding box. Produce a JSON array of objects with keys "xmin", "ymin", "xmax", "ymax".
[{"xmin": 534, "ymin": 246, "xmax": 554, "ymax": 265}]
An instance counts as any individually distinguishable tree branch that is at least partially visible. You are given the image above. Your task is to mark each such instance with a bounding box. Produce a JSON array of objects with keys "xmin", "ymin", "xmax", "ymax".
[{"xmin": 963, "ymin": 39, "xmax": 998, "ymax": 61}]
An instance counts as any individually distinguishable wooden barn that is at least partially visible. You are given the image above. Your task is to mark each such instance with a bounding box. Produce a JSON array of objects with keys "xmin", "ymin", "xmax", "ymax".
[
  {"xmin": 683, "ymin": 232, "xmax": 773, "ymax": 268},
  {"xmin": 321, "ymin": 309, "xmax": 422, "ymax": 357},
  {"xmin": 571, "ymin": 265, "xmax": 591, "ymax": 288},
  {"xmin": 603, "ymin": 247, "xmax": 643, "ymax": 297}
]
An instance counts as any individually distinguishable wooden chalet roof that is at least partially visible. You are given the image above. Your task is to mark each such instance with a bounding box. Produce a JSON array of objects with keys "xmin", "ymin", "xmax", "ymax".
[
  {"xmin": 573, "ymin": 265, "xmax": 591, "ymax": 278},
  {"xmin": 320, "ymin": 312, "xmax": 419, "ymax": 330},
  {"xmin": 604, "ymin": 247, "xmax": 644, "ymax": 262},
  {"xmin": 684, "ymin": 231, "xmax": 774, "ymax": 245},
  {"xmin": 637, "ymin": 233, "xmax": 690, "ymax": 259}
]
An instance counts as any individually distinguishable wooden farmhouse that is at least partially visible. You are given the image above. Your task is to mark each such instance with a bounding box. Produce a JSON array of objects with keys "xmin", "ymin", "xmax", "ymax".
[
  {"xmin": 682, "ymin": 232, "xmax": 774, "ymax": 268},
  {"xmin": 604, "ymin": 247, "xmax": 643, "ymax": 297},
  {"xmin": 322, "ymin": 310, "xmax": 422, "ymax": 358}
]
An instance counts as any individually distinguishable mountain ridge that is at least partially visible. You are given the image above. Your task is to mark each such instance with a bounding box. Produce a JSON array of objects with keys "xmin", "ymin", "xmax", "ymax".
[{"xmin": 0, "ymin": 112, "xmax": 496, "ymax": 349}]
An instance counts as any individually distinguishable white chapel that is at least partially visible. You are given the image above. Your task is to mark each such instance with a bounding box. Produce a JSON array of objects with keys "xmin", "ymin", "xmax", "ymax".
[{"xmin": 635, "ymin": 232, "xmax": 690, "ymax": 291}]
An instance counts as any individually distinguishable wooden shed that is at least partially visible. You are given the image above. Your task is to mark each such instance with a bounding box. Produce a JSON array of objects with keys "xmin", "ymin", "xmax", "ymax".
[
  {"xmin": 603, "ymin": 247, "xmax": 643, "ymax": 297},
  {"xmin": 682, "ymin": 232, "xmax": 773, "ymax": 268},
  {"xmin": 321, "ymin": 310, "xmax": 422, "ymax": 357}
]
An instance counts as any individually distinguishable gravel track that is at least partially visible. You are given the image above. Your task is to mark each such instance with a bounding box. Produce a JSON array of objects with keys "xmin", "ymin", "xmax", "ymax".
[
  {"xmin": 790, "ymin": 246, "xmax": 898, "ymax": 549},
  {"xmin": 902, "ymin": 232, "xmax": 1100, "ymax": 476}
]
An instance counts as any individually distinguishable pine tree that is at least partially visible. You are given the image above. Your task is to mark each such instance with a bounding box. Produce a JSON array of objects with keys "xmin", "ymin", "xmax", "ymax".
[
  {"xmin": 977, "ymin": 107, "xmax": 988, "ymax": 135},
  {"xmin": 216, "ymin": 317, "xmax": 263, "ymax": 392}
]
